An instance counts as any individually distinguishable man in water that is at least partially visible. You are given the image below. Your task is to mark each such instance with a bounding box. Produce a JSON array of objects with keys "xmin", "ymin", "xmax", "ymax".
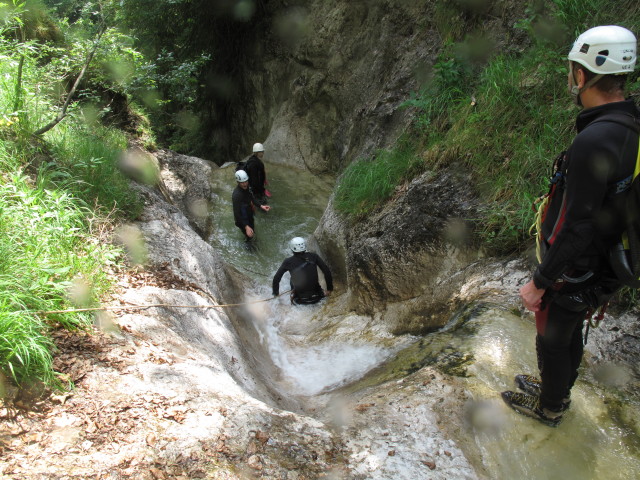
[
  {"xmin": 272, "ymin": 237, "xmax": 333, "ymax": 304},
  {"xmin": 232, "ymin": 169, "xmax": 270, "ymax": 240},
  {"xmin": 245, "ymin": 142, "xmax": 268, "ymax": 202},
  {"xmin": 502, "ymin": 25, "xmax": 639, "ymax": 426}
]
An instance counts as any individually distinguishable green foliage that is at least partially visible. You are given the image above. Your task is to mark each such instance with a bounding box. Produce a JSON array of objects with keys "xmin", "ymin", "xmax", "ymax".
[
  {"xmin": 132, "ymin": 49, "xmax": 212, "ymax": 153},
  {"xmin": 459, "ymin": 1, "xmax": 640, "ymax": 254},
  {"xmin": 432, "ymin": 1, "xmax": 465, "ymax": 41},
  {"xmin": 615, "ymin": 287, "xmax": 640, "ymax": 312},
  {"xmin": 109, "ymin": 0, "xmax": 264, "ymax": 158},
  {"xmin": 403, "ymin": 42, "xmax": 475, "ymax": 135},
  {"xmin": 0, "ymin": 309, "xmax": 55, "ymax": 387},
  {"xmin": 335, "ymin": 144, "xmax": 422, "ymax": 217},
  {"xmin": 0, "ymin": 6, "xmax": 143, "ymax": 389},
  {"xmin": 1, "ymin": 0, "xmax": 64, "ymax": 43},
  {"xmin": 0, "ymin": 25, "xmax": 143, "ymax": 217},
  {"xmin": 46, "ymin": 124, "xmax": 143, "ymax": 218},
  {"xmin": 0, "ymin": 173, "xmax": 123, "ymax": 385},
  {"xmin": 552, "ymin": 0, "xmax": 639, "ymax": 38},
  {"xmin": 335, "ymin": 0, "xmax": 640, "ymax": 260},
  {"xmin": 448, "ymin": 46, "xmax": 575, "ymax": 254},
  {"xmin": 336, "ymin": 40, "xmax": 478, "ymax": 220},
  {"xmin": 344, "ymin": 0, "xmax": 639, "ymax": 257}
]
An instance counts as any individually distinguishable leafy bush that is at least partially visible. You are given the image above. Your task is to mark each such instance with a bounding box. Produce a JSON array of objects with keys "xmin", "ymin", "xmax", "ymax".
[
  {"xmin": 46, "ymin": 123, "xmax": 143, "ymax": 218},
  {"xmin": 0, "ymin": 174, "xmax": 122, "ymax": 385},
  {"xmin": 0, "ymin": 4, "xmax": 141, "ymax": 389}
]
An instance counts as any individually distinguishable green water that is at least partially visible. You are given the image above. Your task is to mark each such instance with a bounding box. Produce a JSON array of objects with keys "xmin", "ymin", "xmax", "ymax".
[{"xmin": 208, "ymin": 162, "xmax": 334, "ymax": 283}]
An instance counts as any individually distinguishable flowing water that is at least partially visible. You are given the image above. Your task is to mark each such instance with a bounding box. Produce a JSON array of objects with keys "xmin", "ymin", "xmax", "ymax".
[
  {"xmin": 209, "ymin": 163, "xmax": 405, "ymax": 396},
  {"xmin": 401, "ymin": 303, "xmax": 640, "ymax": 479},
  {"xmin": 208, "ymin": 163, "xmax": 640, "ymax": 479},
  {"xmin": 209, "ymin": 162, "xmax": 334, "ymax": 277}
]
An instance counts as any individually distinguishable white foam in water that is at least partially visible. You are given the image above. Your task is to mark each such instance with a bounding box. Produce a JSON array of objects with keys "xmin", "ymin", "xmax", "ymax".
[
  {"xmin": 249, "ymin": 289, "xmax": 393, "ymax": 396},
  {"xmin": 275, "ymin": 341, "xmax": 390, "ymax": 396}
]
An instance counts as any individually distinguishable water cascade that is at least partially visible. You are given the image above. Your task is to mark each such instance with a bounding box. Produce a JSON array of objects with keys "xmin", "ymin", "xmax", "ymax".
[{"xmin": 208, "ymin": 162, "xmax": 640, "ymax": 479}]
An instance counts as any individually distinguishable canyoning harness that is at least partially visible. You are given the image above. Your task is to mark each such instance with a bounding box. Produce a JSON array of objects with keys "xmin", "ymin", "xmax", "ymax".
[
  {"xmin": 530, "ymin": 111, "xmax": 640, "ymax": 340},
  {"xmin": 541, "ymin": 278, "xmax": 615, "ymax": 345},
  {"xmin": 289, "ymin": 254, "xmax": 325, "ymax": 304},
  {"xmin": 530, "ymin": 151, "xmax": 566, "ymax": 264},
  {"xmin": 531, "ymin": 112, "xmax": 640, "ymax": 283},
  {"xmin": 290, "ymin": 290, "xmax": 325, "ymax": 305}
]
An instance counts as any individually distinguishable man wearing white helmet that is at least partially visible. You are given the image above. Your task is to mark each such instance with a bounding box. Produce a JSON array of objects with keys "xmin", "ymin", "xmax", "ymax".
[
  {"xmin": 232, "ymin": 169, "xmax": 270, "ymax": 240},
  {"xmin": 503, "ymin": 25, "xmax": 640, "ymax": 426},
  {"xmin": 245, "ymin": 142, "xmax": 268, "ymax": 201},
  {"xmin": 272, "ymin": 237, "xmax": 333, "ymax": 305}
]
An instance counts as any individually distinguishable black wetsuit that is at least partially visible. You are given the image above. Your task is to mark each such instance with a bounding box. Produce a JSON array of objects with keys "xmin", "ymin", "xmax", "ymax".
[
  {"xmin": 232, "ymin": 185, "xmax": 263, "ymax": 238},
  {"xmin": 272, "ymin": 252, "xmax": 333, "ymax": 304},
  {"xmin": 533, "ymin": 99, "xmax": 640, "ymax": 411},
  {"xmin": 245, "ymin": 154, "xmax": 266, "ymax": 199}
]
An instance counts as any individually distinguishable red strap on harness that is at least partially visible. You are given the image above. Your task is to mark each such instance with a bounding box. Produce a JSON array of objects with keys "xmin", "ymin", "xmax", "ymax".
[{"xmin": 585, "ymin": 301, "xmax": 608, "ymax": 328}]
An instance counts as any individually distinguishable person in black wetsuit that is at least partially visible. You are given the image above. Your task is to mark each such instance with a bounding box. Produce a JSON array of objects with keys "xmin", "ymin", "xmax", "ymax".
[
  {"xmin": 245, "ymin": 142, "xmax": 267, "ymax": 202},
  {"xmin": 502, "ymin": 25, "xmax": 639, "ymax": 427},
  {"xmin": 272, "ymin": 237, "xmax": 333, "ymax": 305},
  {"xmin": 232, "ymin": 169, "xmax": 270, "ymax": 240}
]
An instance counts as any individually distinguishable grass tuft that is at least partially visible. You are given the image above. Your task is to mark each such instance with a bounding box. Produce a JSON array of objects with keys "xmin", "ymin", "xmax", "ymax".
[
  {"xmin": 336, "ymin": 1, "xmax": 640, "ymax": 257},
  {"xmin": 335, "ymin": 145, "xmax": 422, "ymax": 217},
  {"xmin": 0, "ymin": 29, "xmax": 140, "ymax": 389}
]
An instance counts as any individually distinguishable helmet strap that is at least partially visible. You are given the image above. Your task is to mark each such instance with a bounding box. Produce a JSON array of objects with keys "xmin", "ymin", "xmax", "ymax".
[{"xmin": 568, "ymin": 62, "xmax": 604, "ymax": 106}]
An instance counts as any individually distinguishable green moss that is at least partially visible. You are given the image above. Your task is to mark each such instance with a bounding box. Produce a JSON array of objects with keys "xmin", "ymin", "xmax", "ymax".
[
  {"xmin": 341, "ymin": 303, "xmax": 489, "ymax": 392},
  {"xmin": 603, "ymin": 395, "xmax": 640, "ymax": 451}
]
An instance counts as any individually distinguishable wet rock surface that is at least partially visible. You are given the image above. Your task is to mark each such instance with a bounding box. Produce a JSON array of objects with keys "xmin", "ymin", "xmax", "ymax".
[
  {"xmin": 2, "ymin": 151, "xmax": 638, "ymax": 479},
  {"xmin": 154, "ymin": 149, "xmax": 217, "ymax": 238},
  {"xmin": 225, "ymin": 1, "xmax": 529, "ymax": 172},
  {"xmin": 316, "ymin": 167, "xmax": 481, "ymax": 335}
]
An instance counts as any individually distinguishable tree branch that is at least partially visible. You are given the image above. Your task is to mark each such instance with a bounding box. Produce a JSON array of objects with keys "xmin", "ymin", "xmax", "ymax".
[{"xmin": 33, "ymin": 27, "xmax": 106, "ymax": 136}]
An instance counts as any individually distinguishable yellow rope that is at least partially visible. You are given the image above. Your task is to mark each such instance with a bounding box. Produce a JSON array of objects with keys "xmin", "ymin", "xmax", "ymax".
[
  {"xmin": 530, "ymin": 195, "xmax": 550, "ymax": 264},
  {"xmin": 34, "ymin": 290, "xmax": 292, "ymax": 316}
]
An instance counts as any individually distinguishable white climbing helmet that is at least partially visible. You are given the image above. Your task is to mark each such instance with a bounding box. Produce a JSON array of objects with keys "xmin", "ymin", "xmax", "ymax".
[
  {"xmin": 235, "ymin": 170, "xmax": 249, "ymax": 182},
  {"xmin": 252, "ymin": 142, "xmax": 265, "ymax": 153},
  {"xmin": 290, "ymin": 237, "xmax": 306, "ymax": 253},
  {"xmin": 568, "ymin": 25, "xmax": 636, "ymax": 74}
]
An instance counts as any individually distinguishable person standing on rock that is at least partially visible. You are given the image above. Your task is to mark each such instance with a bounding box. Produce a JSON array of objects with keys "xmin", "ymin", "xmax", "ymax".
[
  {"xmin": 245, "ymin": 142, "xmax": 268, "ymax": 202},
  {"xmin": 502, "ymin": 25, "xmax": 639, "ymax": 426},
  {"xmin": 232, "ymin": 169, "xmax": 270, "ymax": 241},
  {"xmin": 272, "ymin": 237, "xmax": 333, "ymax": 304}
]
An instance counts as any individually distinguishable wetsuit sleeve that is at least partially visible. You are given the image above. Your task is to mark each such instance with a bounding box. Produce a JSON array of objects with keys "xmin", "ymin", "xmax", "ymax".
[
  {"xmin": 246, "ymin": 158, "xmax": 265, "ymax": 193},
  {"xmin": 232, "ymin": 189, "xmax": 251, "ymax": 227},
  {"xmin": 245, "ymin": 159, "xmax": 257, "ymax": 186},
  {"xmin": 535, "ymin": 129, "xmax": 615, "ymax": 287},
  {"xmin": 315, "ymin": 254, "xmax": 333, "ymax": 291},
  {"xmin": 272, "ymin": 261, "xmax": 289, "ymax": 296},
  {"xmin": 250, "ymin": 190, "xmax": 265, "ymax": 207}
]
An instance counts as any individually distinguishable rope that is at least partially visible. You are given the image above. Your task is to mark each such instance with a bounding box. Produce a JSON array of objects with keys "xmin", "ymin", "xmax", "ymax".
[
  {"xmin": 33, "ymin": 290, "xmax": 292, "ymax": 316},
  {"xmin": 530, "ymin": 194, "xmax": 550, "ymax": 264}
]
